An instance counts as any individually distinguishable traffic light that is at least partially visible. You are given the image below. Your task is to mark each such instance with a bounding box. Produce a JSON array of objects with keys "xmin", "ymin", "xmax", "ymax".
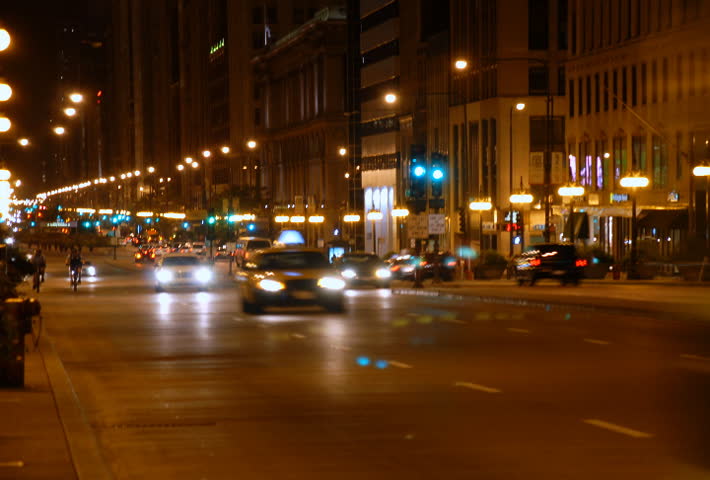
[
  {"xmin": 206, "ymin": 209, "xmax": 216, "ymax": 240},
  {"xmin": 409, "ymin": 145, "xmax": 427, "ymax": 199},
  {"xmin": 430, "ymin": 154, "xmax": 446, "ymax": 198},
  {"xmin": 457, "ymin": 207, "xmax": 467, "ymax": 234}
]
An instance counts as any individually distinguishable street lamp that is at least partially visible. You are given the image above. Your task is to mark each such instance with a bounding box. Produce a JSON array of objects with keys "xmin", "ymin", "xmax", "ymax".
[
  {"xmin": 184, "ymin": 156, "xmax": 193, "ymax": 164},
  {"xmin": 18, "ymin": 138, "xmax": 29, "ymax": 147},
  {"xmin": 221, "ymin": 146, "xmax": 230, "ymax": 154},
  {"xmin": 454, "ymin": 59, "xmax": 468, "ymax": 70},
  {"xmin": 69, "ymin": 93, "xmax": 83, "ymax": 103},
  {"xmin": 176, "ymin": 164, "xmax": 184, "ymax": 171},
  {"xmin": 384, "ymin": 93, "xmax": 397, "ymax": 104},
  {"xmin": 202, "ymin": 150, "xmax": 211, "ymax": 158},
  {"xmin": 366, "ymin": 210, "xmax": 383, "ymax": 254},
  {"xmin": 620, "ymin": 173, "xmax": 650, "ymax": 279},
  {"xmin": 53, "ymin": 126, "xmax": 65, "ymax": 135},
  {"xmin": 391, "ymin": 207, "xmax": 409, "ymax": 251},
  {"xmin": 338, "ymin": 147, "xmax": 347, "ymax": 156},
  {"xmin": 147, "ymin": 166, "xmax": 155, "ymax": 173},
  {"xmin": 509, "ymin": 187, "xmax": 534, "ymax": 252},
  {"xmin": 0, "ymin": 29, "xmax": 10, "ymax": 51},
  {"xmin": 246, "ymin": 140, "xmax": 257, "ymax": 150},
  {"xmin": 693, "ymin": 165, "xmax": 710, "ymax": 251},
  {"xmin": 63, "ymin": 107, "xmax": 77, "ymax": 117},
  {"xmin": 508, "ymin": 102, "xmax": 526, "ymax": 255},
  {"xmin": 557, "ymin": 184, "xmax": 585, "ymax": 243},
  {"xmin": 0, "ymin": 117, "xmax": 10, "ymax": 132},
  {"xmin": 0, "ymin": 83, "xmax": 11, "ymax": 102}
]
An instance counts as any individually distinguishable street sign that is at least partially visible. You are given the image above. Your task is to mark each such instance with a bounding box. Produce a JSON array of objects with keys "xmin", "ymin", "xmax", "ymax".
[
  {"xmin": 407, "ymin": 213, "xmax": 428, "ymax": 239},
  {"xmin": 529, "ymin": 151, "xmax": 567, "ymax": 185},
  {"xmin": 428, "ymin": 213, "xmax": 446, "ymax": 235}
]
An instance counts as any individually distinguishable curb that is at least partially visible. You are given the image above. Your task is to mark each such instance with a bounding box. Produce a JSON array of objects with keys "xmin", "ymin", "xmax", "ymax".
[
  {"xmin": 391, "ymin": 287, "xmax": 710, "ymax": 320},
  {"xmin": 40, "ymin": 327, "xmax": 114, "ymax": 480}
]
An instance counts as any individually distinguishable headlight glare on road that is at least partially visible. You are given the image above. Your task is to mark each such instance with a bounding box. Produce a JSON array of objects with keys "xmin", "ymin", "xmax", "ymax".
[
  {"xmin": 318, "ymin": 276, "xmax": 346, "ymax": 290},
  {"xmin": 195, "ymin": 267, "xmax": 213, "ymax": 283},
  {"xmin": 86, "ymin": 266, "xmax": 96, "ymax": 276},
  {"xmin": 257, "ymin": 279, "xmax": 286, "ymax": 292},
  {"xmin": 156, "ymin": 270, "xmax": 174, "ymax": 283},
  {"xmin": 341, "ymin": 269, "xmax": 356, "ymax": 279},
  {"xmin": 375, "ymin": 268, "xmax": 392, "ymax": 279}
]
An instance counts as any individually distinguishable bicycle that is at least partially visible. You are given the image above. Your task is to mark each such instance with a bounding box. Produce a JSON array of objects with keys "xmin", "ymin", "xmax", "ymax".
[
  {"xmin": 32, "ymin": 268, "xmax": 42, "ymax": 292},
  {"xmin": 70, "ymin": 267, "xmax": 81, "ymax": 291}
]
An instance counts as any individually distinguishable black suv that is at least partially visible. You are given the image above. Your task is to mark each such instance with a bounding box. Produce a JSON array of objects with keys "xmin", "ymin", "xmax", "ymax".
[{"xmin": 513, "ymin": 243, "xmax": 587, "ymax": 286}]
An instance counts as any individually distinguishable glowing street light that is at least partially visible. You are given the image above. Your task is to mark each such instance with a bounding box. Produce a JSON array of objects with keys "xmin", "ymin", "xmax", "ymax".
[
  {"xmin": 558, "ymin": 184, "xmax": 585, "ymax": 242},
  {"xmin": 515, "ymin": 102, "xmax": 526, "ymax": 111},
  {"xmin": 69, "ymin": 93, "xmax": 83, "ymax": 103},
  {"xmin": 221, "ymin": 145, "xmax": 230, "ymax": 154},
  {"xmin": 176, "ymin": 164, "xmax": 185, "ymax": 171},
  {"xmin": 384, "ymin": 93, "xmax": 397, "ymax": 104},
  {"xmin": 184, "ymin": 156, "xmax": 193, "ymax": 164},
  {"xmin": 191, "ymin": 161, "xmax": 199, "ymax": 169},
  {"xmin": 469, "ymin": 200, "xmax": 493, "ymax": 211},
  {"xmin": 454, "ymin": 59, "xmax": 468, "ymax": 70},
  {"xmin": 53, "ymin": 126, "xmax": 65, "ymax": 135},
  {"xmin": 338, "ymin": 147, "xmax": 347, "ymax": 156},
  {"xmin": 366, "ymin": 210, "xmax": 383, "ymax": 254},
  {"xmin": 693, "ymin": 165, "xmax": 710, "ymax": 250},
  {"xmin": 246, "ymin": 140, "xmax": 257, "ymax": 149},
  {"xmin": 509, "ymin": 193, "xmax": 533, "ymax": 204},
  {"xmin": 18, "ymin": 138, "xmax": 29, "ymax": 147},
  {"xmin": 0, "ymin": 117, "xmax": 10, "ymax": 132},
  {"xmin": 343, "ymin": 213, "xmax": 361, "ymax": 222},
  {"xmin": 0, "ymin": 29, "xmax": 10, "ymax": 51},
  {"xmin": 0, "ymin": 83, "xmax": 12, "ymax": 102},
  {"xmin": 202, "ymin": 150, "xmax": 211, "ymax": 158},
  {"xmin": 64, "ymin": 107, "xmax": 77, "ymax": 117},
  {"xmin": 147, "ymin": 166, "xmax": 155, "ymax": 173},
  {"xmin": 620, "ymin": 173, "xmax": 650, "ymax": 278}
]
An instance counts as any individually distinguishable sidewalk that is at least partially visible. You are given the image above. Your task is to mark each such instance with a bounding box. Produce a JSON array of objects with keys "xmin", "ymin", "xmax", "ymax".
[{"xmin": 0, "ymin": 341, "xmax": 77, "ymax": 480}]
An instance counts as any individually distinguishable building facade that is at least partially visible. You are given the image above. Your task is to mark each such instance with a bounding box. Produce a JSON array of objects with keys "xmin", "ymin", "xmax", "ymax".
[{"xmin": 565, "ymin": 0, "xmax": 710, "ymax": 260}]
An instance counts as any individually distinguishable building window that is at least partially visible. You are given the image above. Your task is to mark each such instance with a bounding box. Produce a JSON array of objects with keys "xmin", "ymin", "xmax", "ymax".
[
  {"xmin": 254, "ymin": 108, "xmax": 261, "ymax": 126},
  {"xmin": 558, "ymin": 0, "xmax": 568, "ymax": 50},
  {"xmin": 528, "ymin": 0, "xmax": 550, "ymax": 49},
  {"xmin": 652, "ymin": 135, "xmax": 668, "ymax": 187},
  {"xmin": 662, "ymin": 57, "xmax": 669, "ymax": 101},
  {"xmin": 586, "ymin": 76, "xmax": 592, "ymax": 114},
  {"xmin": 252, "ymin": 7, "xmax": 263, "ymax": 24},
  {"xmin": 677, "ymin": 55, "xmax": 683, "ymax": 99},
  {"xmin": 529, "ymin": 66, "xmax": 549, "ymax": 95},
  {"xmin": 631, "ymin": 65, "xmax": 638, "ymax": 106},
  {"xmin": 266, "ymin": 7, "xmax": 277, "ymax": 24},
  {"xmin": 558, "ymin": 67, "xmax": 566, "ymax": 95},
  {"xmin": 613, "ymin": 136, "xmax": 628, "ymax": 180},
  {"xmin": 568, "ymin": 143, "xmax": 577, "ymax": 183},
  {"xmin": 622, "ymin": 66, "xmax": 628, "ymax": 104},
  {"xmin": 702, "ymin": 49, "xmax": 709, "ymax": 95},
  {"xmin": 578, "ymin": 78, "xmax": 583, "ymax": 115},
  {"xmin": 613, "ymin": 69, "xmax": 619, "ymax": 109},
  {"xmin": 595, "ymin": 140, "xmax": 605, "ymax": 190},
  {"xmin": 579, "ymin": 141, "xmax": 592, "ymax": 187},
  {"xmin": 252, "ymin": 31, "xmax": 264, "ymax": 49},
  {"xmin": 361, "ymin": 40, "xmax": 399, "ymax": 66},
  {"xmin": 632, "ymin": 135, "xmax": 647, "ymax": 171},
  {"xmin": 603, "ymin": 71, "xmax": 609, "ymax": 111},
  {"xmin": 594, "ymin": 73, "xmax": 600, "ymax": 113},
  {"xmin": 482, "ymin": 120, "xmax": 489, "ymax": 196},
  {"xmin": 361, "ymin": 1, "xmax": 399, "ymax": 32},
  {"xmin": 293, "ymin": 8, "xmax": 305, "ymax": 24},
  {"xmin": 651, "ymin": 60, "xmax": 658, "ymax": 103},
  {"xmin": 490, "ymin": 119, "xmax": 497, "ymax": 200},
  {"xmin": 689, "ymin": 52, "xmax": 696, "ymax": 96},
  {"xmin": 641, "ymin": 63, "xmax": 647, "ymax": 104},
  {"xmin": 569, "ymin": 79, "xmax": 575, "ymax": 117}
]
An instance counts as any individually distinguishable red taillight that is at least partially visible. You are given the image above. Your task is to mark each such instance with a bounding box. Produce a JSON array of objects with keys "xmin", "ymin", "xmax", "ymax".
[
  {"xmin": 135, "ymin": 253, "xmax": 142, "ymax": 259},
  {"xmin": 575, "ymin": 259, "xmax": 588, "ymax": 267},
  {"xmin": 150, "ymin": 253, "xmax": 156, "ymax": 259},
  {"xmin": 447, "ymin": 261, "xmax": 457, "ymax": 267},
  {"xmin": 391, "ymin": 265, "xmax": 400, "ymax": 271},
  {"xmin": 530, "ymin": 258, "xmax": 541, "ymax": 267}
]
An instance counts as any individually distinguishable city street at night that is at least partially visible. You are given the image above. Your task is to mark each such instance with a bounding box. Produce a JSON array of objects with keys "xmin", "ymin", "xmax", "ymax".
[{"xmin": 5, "ymin": 252, "xmax": 710, "ymax": 479}]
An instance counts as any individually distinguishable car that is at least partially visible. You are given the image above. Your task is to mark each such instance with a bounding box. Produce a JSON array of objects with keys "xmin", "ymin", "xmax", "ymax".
[
  {"xmin": 190, "ymin": 242, "xmax": 207, "ymax": 255},
  {"xmin": 83, "ymin": 261, "xmax": 97, "ymax": 277},
  {"xmin": 513, "ymin": 243, "xmax": 587, "ymax": 286},
  {"xmin": 154, "ymin": 253, "xmax": 215, "ymax": 292},
  {"xmin": 134, "ymin": 246, "xmax": 156, "ymax": 263},
  {"xmin": 421, "ymin": 252, "xmax": 458, "ymax": 281},
  {"xmin": 235, "ymin": 248, "xmax": 346, "ymax": 314},
  {"xmin": 234, "ymin": 236, "xmax": 272, "ymax": 267},
  {"xmin": 334, "ymin": 252, "xmax": 392, "ymax": 288},
  {"xmin": 387, "ymin": 255, "xmax": 419, "ymax": 280}
]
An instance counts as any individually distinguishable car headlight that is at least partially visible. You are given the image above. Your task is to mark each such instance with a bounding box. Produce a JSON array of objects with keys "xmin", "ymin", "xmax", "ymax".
[
  {"xmin": 318, "ymin": 276, "xmax": 346, "ymax": 290},
  {"xmin": 375, "ymin": 268, "xmax": 391, "ymax": 279},
  {"xmin": 257, "ymin": 279, "xmax": 286, "ymax": 292},
  {"xmin": 156, "ymin": 270, "xmax": 174, "ymax": 283},
  {"xmin": 86, "ymin": 266, "xmax": 96, "ymax": 276},
  {"xmin": 195, "ymin": 268, "xmax": 213, "ymax": 283},
  {"xmin": 341, "ymin": 269, "xmax": 356, "ymax": 279},
  {"xmin": 402, "ymin": 265, "xmax": 415, "ymax": 272}
]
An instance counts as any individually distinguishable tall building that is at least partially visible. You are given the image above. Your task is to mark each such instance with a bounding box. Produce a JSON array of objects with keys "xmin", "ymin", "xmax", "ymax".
[
  {"xmin": 449, "ymin": 0, "xmax": 568, "ymax": 257},
  {"xmin": 565, "ymin": 0, "xmax": 710, "ymax": 259}
]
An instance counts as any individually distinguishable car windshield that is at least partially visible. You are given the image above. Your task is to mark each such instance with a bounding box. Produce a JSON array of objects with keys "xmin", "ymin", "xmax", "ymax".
[
  {"xmin": 162, "ymin": 256, "xmax": 201, "ymax": 266},
  {"xmin": 342, "ymin": 254, "xmax": 380, "ymax": 264},
  {"xmin": 257, "ymin": 252, "xmax": 329, "ymax": 269},
  {"xmin": 247, "ymin": 240, "xmax": 271, "ymax": 250}
]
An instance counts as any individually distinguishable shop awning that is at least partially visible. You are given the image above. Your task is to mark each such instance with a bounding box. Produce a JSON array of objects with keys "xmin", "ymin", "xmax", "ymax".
[{"xmin": 637, "ymin": 209, "xmax": 688, "ymax": 230}]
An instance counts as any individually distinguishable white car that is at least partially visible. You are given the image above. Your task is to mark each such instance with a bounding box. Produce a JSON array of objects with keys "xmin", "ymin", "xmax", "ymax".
[{"xmin": 154, "ymin": 254, "xmax": 214, "ymax": 292}]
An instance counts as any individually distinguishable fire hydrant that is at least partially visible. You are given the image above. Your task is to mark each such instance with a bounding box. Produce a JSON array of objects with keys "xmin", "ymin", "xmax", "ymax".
[{"xmin": 1, "ymin": 298, "xmax": 41, "ymax": 387}]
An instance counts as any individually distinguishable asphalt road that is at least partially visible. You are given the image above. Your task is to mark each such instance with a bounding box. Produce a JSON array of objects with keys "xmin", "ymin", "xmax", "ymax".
[{"xmin": 32, "ymin": 255, "xmax": 710, "ymax": 479}]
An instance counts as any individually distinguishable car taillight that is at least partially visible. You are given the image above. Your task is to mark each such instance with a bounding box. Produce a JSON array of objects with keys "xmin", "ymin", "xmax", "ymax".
[
  {"xmin": 575, "ymin": 259, "xmax": 588, "ymax": 267},
  {"xmin": 151, "ymin": 253, "xmax": 156, "ymax": 259},
  {"xmin": 530, "ymin": 258, "xmax": 541, "ymax": 266},
  {"xmin": 446, "ymin": 261, "xmax": 457, "ymax": 267},
  {"xmin": 135, "ymin": 253, "xmax": 142, "ymax": 259},
  {"xmin": 391, "ymin": 265, "xmax": 400, "ymax": 271}
]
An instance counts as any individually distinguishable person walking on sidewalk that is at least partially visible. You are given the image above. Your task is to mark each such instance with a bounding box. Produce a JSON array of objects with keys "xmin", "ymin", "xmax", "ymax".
[{"xmin": 32, "ymin": 249, "xmax": 46, "ymax": 283}]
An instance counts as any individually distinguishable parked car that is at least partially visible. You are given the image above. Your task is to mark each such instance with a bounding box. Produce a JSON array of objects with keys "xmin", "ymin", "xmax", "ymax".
[
  {"xmin": 513, "ymin": 243, "xmax": 587, "ymax": 286},
  {"xmin": 134, "ymin": 246, "xmax": 156, "ymax": 263},
  {"xmin": 334, "ymin": 252, "xmax": 392, "ymax": 288},
  {"xmin": 235, "ymin": 248, "xmax": 345, "ymax": 314},
  {"xmin": 154, "ymin": 253, "xmax": 214, "ymax": 292}
]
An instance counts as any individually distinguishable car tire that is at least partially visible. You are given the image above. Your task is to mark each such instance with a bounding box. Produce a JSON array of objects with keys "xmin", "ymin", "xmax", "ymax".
[
  {"xmin": 242, "ymin": 299, "xmax": 262, "ymax": 314},
  {"xmin": 324, "ymin": 299, "xmax": 345, "ymax": 313}
]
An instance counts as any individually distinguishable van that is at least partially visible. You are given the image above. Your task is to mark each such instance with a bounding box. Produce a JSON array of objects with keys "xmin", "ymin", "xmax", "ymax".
[{"xmin": 234, "ymin": 237, "xmax": 272, "ymax": 266}]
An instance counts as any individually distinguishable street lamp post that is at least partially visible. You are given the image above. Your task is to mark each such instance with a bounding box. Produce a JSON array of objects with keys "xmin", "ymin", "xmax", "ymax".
[
  {"xmin": 391, "ymin": 207, "xmax": 409, "ymax": 251},
  {"xmin": 558, "ymin": 184, "xmax": 585, "ymax": 243},
  {"xmin": 693, "ymin": 165, "xmax": 710, "ymax": 251},
  {"xmin": 509, "ymin": 180, "xmax": 534, "ymax": 253},
  {"xmin": 469, "ymin": 198, "xmax": 493, "ymax": 278},
  {"xmin": 366, "ymin": 210, "xmax": 383, "ymax": 255},
  {"xmin": 509, "ymin": 102, "xmax": 526, "ymax": 256},
  {"xmin": 620, "ymin": 174, "xmax": 650, "ymax": 279}
]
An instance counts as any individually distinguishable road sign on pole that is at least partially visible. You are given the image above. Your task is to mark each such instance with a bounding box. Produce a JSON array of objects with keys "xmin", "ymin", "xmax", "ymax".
[
  {"xmin": 407, "ymin": 214, "xmax": 429, "ymax": 239},
  {"xmin": 428, "ymin": 214, "xmax": 445, "ymax": 235}
]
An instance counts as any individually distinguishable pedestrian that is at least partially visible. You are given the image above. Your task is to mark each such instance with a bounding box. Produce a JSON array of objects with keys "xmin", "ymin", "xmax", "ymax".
[{"xmin": 32, "ymin": 249, "xmax": 46, "ymax": 283}]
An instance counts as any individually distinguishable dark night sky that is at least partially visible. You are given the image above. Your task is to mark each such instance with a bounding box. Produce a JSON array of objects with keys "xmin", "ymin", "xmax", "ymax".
[{"xmin": 0, "ymin": 2, "xmax": 108, "ymax": 195}]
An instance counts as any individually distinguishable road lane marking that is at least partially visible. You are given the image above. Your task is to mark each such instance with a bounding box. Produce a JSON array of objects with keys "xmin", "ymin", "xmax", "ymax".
[
  {"xmin": 583, "ymin": 419, "xmax": 653, "ymax": 439},
  {"xmin": 291, "ymin": 333, "xmax": 306, "ymax": 339},
  {"xmin": 454, "ymin": 381, "xmax": 502, "ymax": 394},
  {"xmin": 331, "ymin": 345, "xmax": 351, "ymax": 351},
  {"xmin": 681, "ymin": 354, "xmax": 710, "ymax": 362},
  {"xmin": 506, "ymin": 327, "xmax": 530, "ymax": 334},
  {"xmin": 388, "ymin": 361, "xmax": 413, "ymax": 369},
  {"xmin": 584, "ymin": 338, "xmax": 611, "ymax": 346},
  {"xmin": 440, "ymin": 317, "xmax": 467, "ymax": 325},
  {"xmin": 0, "ymin": 461, "xmax": 24, "ymax": 468}
]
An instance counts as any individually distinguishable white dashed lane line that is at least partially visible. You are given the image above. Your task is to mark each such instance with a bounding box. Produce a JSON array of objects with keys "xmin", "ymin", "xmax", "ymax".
[
  {"xmin": 440, "ymin": 317, "xmax": 467, "ymax": 325},
  {"xmin": 331, "ymin": 345, "xmax": 351, "ymax": 351},
  {"xmin": 388, "ymin": 361, "xmax": 413, "ymax": 369},
  {"xmin": 584, "ymin": 338, "xmax": 611, "ymax": 346},
  {"xmin": 290, "ymin": 333, "xmax": 306, "ymax": 339},
  {"xmin": 506, "ymin": 327, "xmax": 530, "ymax": 334},
  {"xmin": 582, "ymin": 419, "xmax": 653, "ymax": 439},
  {"xmin": 454, "ymin": 381, "xmax": 502, "ymax": 394}
]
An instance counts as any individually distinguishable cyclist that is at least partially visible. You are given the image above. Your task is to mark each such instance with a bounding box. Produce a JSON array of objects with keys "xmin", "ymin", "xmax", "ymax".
[
  {"xmin": 31, "ymin": 249, "xmax": 46, "ymax": 292},
  {"xmin": 66, "ymin": 247, "xmax": 83, "ymax": 289}
]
